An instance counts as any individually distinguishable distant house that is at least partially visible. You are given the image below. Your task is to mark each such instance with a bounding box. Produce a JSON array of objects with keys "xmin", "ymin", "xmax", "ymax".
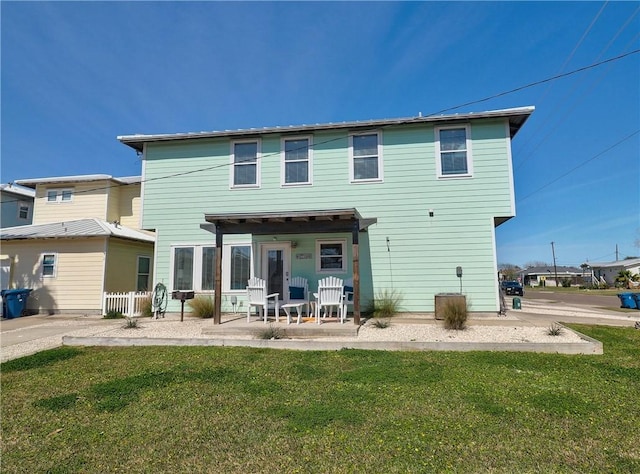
[
  {"xmin": 118, "ymin": 106, "xmax": 534, "ymax": 321},
  {"xmin": 518, "ymin": 265, "xmax": 585, "ymax": 287},
  {"xmin": 1, "ymin": 175, "xmax": 154, "ymax": 314},
  {"xmin": 589, "ymin": 258, "xmax": 640, "ymax": 286},
  {"xmin": 1, "ymin": 183, "xmax": 35, "ymax": 228}
]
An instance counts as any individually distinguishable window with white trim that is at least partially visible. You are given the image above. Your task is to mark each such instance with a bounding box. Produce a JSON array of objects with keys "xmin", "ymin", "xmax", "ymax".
[
  {"xmin": 42, "ymin": 253, "xmax": 57, "ymax": 277},
  {"xmin": 137, "ymin": 256, "xmax": 151, "ymax": 291},
  {"xmin": 316, "ymin": 240, "xmax": 346, "ymax": 273},
  {"xmin": 46, "ymin": 188, "xmax": 73, "ymax": 203},
  {"xmin": 229, "ymin": 245, "xmax": 251, "ymax": 290},
  {"xmin": 350, "ymin": 132, "xmax": 382, "ymax": 182},
  {"xmin": 231, "ymin": 140, "xmax": 260, "ymax": 187},
  {"xmin": 282, "ymin": 137, "xmax": 312, "ymax": 185},
  {"xmin": 18, "ymin": 201, "xmax": 30, "ymax": 220},
  {"xmin": 170, "ymin": 244, "xmax": 250, "ymax": 292},
  {"xmin": 435, "ymin": 125, "xmax": 473, "ymax": 177}
]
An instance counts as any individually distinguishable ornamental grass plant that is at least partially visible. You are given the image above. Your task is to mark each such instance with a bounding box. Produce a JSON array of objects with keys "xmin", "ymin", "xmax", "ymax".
[
  {"xmin": 186, "ymin": 295, "xmax": 214, "ymax": 318},
  {"xmin": 443, "ymin": 298, "xmax": 468, "ymax": 330}
]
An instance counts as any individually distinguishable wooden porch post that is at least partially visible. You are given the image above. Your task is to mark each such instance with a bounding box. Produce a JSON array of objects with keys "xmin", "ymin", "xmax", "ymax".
[
  {"xmin": 213, "ymin": 228, "xmax": 223, "ymax": 325},
  {"xmin": 352, "ymin": 221, "xmax": 360, "ymax": 325}
]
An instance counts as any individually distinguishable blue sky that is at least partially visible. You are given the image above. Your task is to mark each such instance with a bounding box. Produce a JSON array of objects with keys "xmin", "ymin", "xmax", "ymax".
[{"xmin": 2, "ymin": 1, "xmax": 639, "ymax": 268}]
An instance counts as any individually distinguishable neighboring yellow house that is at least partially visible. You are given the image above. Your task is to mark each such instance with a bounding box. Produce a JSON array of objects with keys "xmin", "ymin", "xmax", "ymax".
[{"xmin": 1, "ymin": 175, "xmax": 155, "ymax": 314}]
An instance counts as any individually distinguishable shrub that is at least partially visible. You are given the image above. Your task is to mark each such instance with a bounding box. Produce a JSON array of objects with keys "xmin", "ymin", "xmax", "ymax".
[
  {"xmin": 443, "ymin": 298, "xmax": 468, "ymax": 330},
  {"xmin": 139, "ymin": 295, "xmax": 153, "ymax": 318},
  {"xmin": 547, "ymin": 323, "xmax": 563, "ymax": 336},
  {"xmin": 365, "ymin": 289, "xmax": 402, "ymax": 319},
  {"xmin": 371, "ymin": 318, "xmax": 391, "ymax": 329},
  {"xmin": 561, "ymin": 278, "xmax": 572, "ymax": 288},
  {"xmin": 187, "ymin": 296, "xmax": 214, "ymax": 318},
  {"xmin": 124, "ymin": 317, "xmax": 139, "ymax": 329},
  {"xmin": 104, "ymin": 310, "xmax": 125, "ymax": 319},
  {"xmin": 257, "ymin": 325, "xmax": 285, "ymax": 340}
]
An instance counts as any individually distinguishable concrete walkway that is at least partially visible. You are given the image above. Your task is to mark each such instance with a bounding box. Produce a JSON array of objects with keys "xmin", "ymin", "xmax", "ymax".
[{"xmin": 1, "ymin": 300, "xmax": 638, "ymax": 361}]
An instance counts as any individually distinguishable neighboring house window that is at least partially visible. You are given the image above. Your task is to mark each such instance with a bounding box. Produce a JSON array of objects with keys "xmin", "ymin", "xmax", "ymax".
[
  {"xmin": 436, "ymin": 125, "xmax": 473, "ymax": 177},
  {"xmin": 282, "ymin": 137, "xmax": 312, "ymax": 185},
  {"xmin": 137, "ymin": 256, "xmax": 151, "ymax": 291},
  {"xmin": 231, "ymin": 140, "xmax": 260, "ymax": 187},
  {"xmin": 42, "ymin": 253, "xmax": 57, "ymax": 277},
  {"xmin": 46, "ymin": 188, "xmax": 73, "ymax": 203},
  {"xmin": 170, "ymin": 244, "xmax": 249, "ymax": 292},
  {"xmin": 18, "ymin": 202, "xmax": 30, "ymax": 220},
  {"xmin": 316, "ymin": 240, "xmax": 346, "ymax": 273},
  {"xmin": 229, "ymin": 245, "xmax": 251, "ymax": 290},
  {"xmin": 350, "ymin": 132, "xmax": 383, "ymax": 182}
]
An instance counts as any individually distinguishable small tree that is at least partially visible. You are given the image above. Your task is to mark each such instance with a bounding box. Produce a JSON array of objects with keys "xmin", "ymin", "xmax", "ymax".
[{"xmin": 615, "ymin": 270, "xmax": 640, "ymax": 288}]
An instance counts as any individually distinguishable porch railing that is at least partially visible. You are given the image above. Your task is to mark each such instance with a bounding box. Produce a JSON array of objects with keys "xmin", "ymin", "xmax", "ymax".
[{"xmin": 102, "ymin": 291, "xmax": 150, "ymax": 317}]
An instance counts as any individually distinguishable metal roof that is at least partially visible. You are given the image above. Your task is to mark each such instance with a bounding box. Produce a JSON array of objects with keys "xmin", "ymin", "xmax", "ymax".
[
  {"xmin": 0, "ymin": 218, "xmax": 155, "ymax": 243},
  {"xmin": 0, "ymin": 184, "xmax": 35, "ymax": 198},
  {"xmin": 118, "ymin": 106, "xmax": 535, "ymax": 153},
  {"xmin": 15, "ymin": 175, "xmax": 141, "ymax": 189},
  {"xmin": 519, "ymin": 265, "xmax": 584, "ymax": 275},
  {"xmin": 589, "ymin": 258, "xmax": 640, "ymax": 269}
]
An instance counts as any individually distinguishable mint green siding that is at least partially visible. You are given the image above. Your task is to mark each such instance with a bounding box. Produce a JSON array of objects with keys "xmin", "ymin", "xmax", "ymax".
[{"xmin": 142, "ymin": 119, "xmax": 515, "ymax": 313}]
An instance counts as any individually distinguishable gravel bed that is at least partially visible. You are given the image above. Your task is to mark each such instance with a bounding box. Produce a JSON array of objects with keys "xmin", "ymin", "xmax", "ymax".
[
  {"xmin": 1, "ymin": 308, "xmax": 596, "ymax": 362},
  {"xmin": 88, "ymin": 318, "xmax": 586, "ymax": 343}
]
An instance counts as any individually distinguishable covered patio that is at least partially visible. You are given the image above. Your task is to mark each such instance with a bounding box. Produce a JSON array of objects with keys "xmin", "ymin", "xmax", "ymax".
[{"xmin": 200, "ymin": 208, "xmax": 377, "ymax": 325}]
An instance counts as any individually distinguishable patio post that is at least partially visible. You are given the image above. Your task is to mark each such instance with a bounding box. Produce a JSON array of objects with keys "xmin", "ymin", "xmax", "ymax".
[
  {"xmin": 214, "ymin": 228, "xmax": 223, "ymax": 324},
  {"xmin": 352, "ymin": 221, "xmax": 360, "ymax": 325}
]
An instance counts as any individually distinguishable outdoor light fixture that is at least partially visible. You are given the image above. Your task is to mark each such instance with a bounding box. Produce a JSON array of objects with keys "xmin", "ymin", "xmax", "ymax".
[{"xmin": 428, "ymin": 209, "xmax": 434, "ymax": 217}]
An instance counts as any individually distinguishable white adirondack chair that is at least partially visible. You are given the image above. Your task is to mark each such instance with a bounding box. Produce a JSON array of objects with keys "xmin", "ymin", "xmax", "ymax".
[
  {"xmin": 288, "ymin": 276, "xmax": 310, "ymax": 316},
  {"xmin": 315, "ymin": 276, "xmax": 346, "ymax": 324},
  {"xmin": 343, "ymin": 277, "xmax": 354, "ymax": 316},
  {"xmin": 246, "ymin": 277, "xmax": 280, "ymax": 323}
]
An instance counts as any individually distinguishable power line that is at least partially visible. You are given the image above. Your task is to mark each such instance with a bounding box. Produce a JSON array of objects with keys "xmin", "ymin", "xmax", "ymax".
[{"xmin": 516, "ymin": 128, "xmax": 640, "ymax": 204}]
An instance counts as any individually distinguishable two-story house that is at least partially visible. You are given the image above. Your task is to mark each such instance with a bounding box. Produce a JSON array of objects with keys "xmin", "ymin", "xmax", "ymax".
[
  {"xmin": 0, "ymin": 175, "xmax": 154, "ymax": 314},
  {"xmin": 118, "ymin": 106, "xmax": 533, "ymax": 322},
  {"xmin": 1, "ymin": 183, "xmax": 35, "ymax": 228}
]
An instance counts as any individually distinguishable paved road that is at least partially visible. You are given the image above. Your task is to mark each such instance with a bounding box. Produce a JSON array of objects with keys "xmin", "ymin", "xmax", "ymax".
[{"xmin": 524, "ymin": 289, "xmax": 621, "ymax": 308}]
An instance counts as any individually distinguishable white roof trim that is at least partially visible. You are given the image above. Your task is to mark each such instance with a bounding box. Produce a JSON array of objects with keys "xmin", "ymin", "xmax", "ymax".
[
  {"xmin": 118, "ymin": 106, "xmax": 535, "ymax": 152},
  {"xmin": 15, "ymin": 175, "xmax": 141, "ymax": 188}
]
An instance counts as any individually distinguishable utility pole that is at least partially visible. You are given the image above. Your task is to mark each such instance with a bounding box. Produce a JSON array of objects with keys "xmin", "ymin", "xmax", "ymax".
[
  {"xmin": 616, "ymin": 244, "xmax": 619, "ymax": 261},
  {"xmin": 551, "ymin": 241, "xmax": 558, "ymax": 287}
]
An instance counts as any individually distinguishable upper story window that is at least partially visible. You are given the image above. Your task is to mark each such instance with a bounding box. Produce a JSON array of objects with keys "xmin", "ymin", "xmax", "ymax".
[
  {"xmin": 231, "ymin": 140, "xmax": 260, "ymax": 188},
  {"xmin": 436, "ymin": 125, "xmax": 473, "ymax": 178},
  {"xmin": 46, "ymin": 188, "xmax": 73, "ymax": 203},
  {"xmin": 282, "ymin": 137, "xmax": 312, "ymax": 185},
  {"xmin": 350, "ymin": 132, "xmax": 383, "ymax": 182},
  {"xmin": 18, "ymin": 201, "xmax": 30, "ymax": 219}
]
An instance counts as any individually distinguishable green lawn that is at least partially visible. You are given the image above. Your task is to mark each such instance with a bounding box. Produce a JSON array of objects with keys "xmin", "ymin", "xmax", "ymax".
[{"xmin": 2, "ymin": 325, "xmax": 639, "ymax": 473}]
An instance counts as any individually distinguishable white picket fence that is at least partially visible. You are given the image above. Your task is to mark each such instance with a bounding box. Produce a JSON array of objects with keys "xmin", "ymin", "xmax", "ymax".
[{"xmin": 102, "ymin": 291, "xmax": 150, "ymax": 317}]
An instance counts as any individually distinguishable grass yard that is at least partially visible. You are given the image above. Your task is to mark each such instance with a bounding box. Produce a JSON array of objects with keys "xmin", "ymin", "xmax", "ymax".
[{"xmin": 2, "ymin": 325, "xmax": 639, "ymax": 473}]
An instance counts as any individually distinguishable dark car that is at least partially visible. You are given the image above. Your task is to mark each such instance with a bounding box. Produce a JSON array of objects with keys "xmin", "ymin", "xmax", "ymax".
[{"xmin": 501, "ymin": 281, "xmax": 524, "ymax": 296}]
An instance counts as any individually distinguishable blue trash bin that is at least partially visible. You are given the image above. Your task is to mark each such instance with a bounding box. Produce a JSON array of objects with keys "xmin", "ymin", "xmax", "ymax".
[
  {"xmin": 0, "ymin": 289, "xmax": 32, "ymax": 318},
  {"xmin": 631, "ymin": 293, "xmax": 640, "ymax": 310},
  {"xmin": 617, "ymin": 292, "xmax": 637, "ymax": 309}
]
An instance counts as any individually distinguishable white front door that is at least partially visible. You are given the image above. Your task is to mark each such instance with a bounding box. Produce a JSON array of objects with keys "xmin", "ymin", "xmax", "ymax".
[{"xmin": 260, "ymin": 243, "xmax": 291, "ymax": 302}]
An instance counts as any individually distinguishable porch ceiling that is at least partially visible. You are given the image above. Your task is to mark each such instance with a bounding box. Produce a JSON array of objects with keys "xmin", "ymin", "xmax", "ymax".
[{"xmin": 202, "ymin": 208, "xmax": 377, "ymax": 235}]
